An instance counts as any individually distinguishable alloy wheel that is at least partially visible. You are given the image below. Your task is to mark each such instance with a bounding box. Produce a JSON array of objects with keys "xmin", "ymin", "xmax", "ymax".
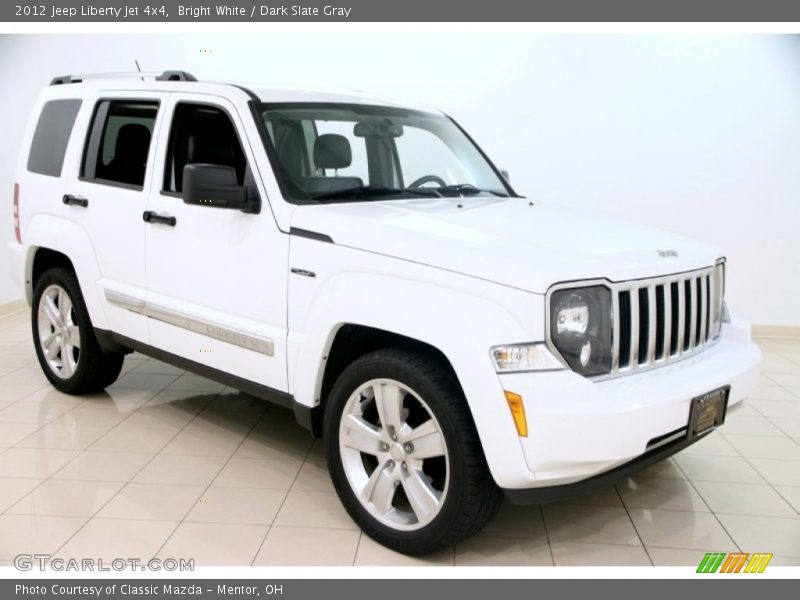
[
  {"xmin": 338, "ymin": 378, "xmax": 449, "ymax": 531},
  {"xmin": 36, "ymin": 284, "xmax": 81, "ymax": 379}
]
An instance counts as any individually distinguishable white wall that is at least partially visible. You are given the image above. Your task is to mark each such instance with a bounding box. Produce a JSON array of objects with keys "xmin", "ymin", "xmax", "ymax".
[{"xmin": 0, "ymin": 34, "xmax": 798, "ymax": 325}]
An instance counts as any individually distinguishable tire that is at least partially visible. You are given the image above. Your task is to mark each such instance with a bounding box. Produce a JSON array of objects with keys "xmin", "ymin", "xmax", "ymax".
[
  {"xmin": 324, "ymin": 347, "xmax": 502, "ymax": 555},
  {"xmin": 32, "ymin": 267, "xmax": 124, "ymax": 394}
]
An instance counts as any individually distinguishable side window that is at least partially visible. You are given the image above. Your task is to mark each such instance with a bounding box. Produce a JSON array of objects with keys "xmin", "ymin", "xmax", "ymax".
[
  {"xmin": 27, "ymin": 99, "xmax": 82, "ymax": 177},
  {"xmin": 82, "ymin": 100, "xmax": 158, "ymax": 188},
  {"xmin": 163, "ymin": 103, "xmax": 247, "ymax": 193}
]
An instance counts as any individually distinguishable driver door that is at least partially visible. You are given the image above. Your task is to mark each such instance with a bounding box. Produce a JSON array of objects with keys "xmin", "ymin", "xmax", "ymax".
[{"xmin": 144, "ymin": 93, "xmax": 289, "ymax": 391}]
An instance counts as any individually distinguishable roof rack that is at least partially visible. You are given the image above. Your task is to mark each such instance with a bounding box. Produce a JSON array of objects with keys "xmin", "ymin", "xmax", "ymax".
[{"xmin": 50, "ymin": 70, "xmax": 197, "ymax": 85}]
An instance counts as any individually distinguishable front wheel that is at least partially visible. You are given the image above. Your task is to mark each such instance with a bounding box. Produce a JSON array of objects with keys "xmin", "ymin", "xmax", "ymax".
[
  {"xmin": 32, "ymin": 267, "xmax": 124, "ymax": 394},
  {"xmin": 324, "ymin": 348, "xmax": 502, "ymax": 555}
]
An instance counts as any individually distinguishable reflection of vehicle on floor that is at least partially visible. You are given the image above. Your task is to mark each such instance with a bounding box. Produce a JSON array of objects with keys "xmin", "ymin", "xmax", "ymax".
[{"xmin": 8, "ymin": 70, "xmax": 761, "ymax": 554}]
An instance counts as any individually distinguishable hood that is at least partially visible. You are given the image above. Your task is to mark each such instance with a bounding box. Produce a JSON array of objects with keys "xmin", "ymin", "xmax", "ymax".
[{"xmin": 290, "ymin": 197, "xmax": 723, "ymax": 293}]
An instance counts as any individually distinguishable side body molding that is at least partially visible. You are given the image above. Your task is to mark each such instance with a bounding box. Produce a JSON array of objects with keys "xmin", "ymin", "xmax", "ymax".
[{"xmin": 104, "ymin": 290, "xmax": 275, "ymax": 356}]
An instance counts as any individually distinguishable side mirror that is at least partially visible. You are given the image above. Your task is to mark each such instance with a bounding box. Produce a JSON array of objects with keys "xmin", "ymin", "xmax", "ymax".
[
  {"xmin": 182, "ymin": 164, "xmax": 258, "ymax": 212},
  {"xmin": 500, "ymin": 169, "xmax": 511, "ymax": 182}
]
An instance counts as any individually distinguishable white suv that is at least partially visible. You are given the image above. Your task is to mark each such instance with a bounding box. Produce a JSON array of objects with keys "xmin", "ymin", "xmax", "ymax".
[{"xmin": 8, "ymin": 71, "xmax": 761, "ymax": 554}]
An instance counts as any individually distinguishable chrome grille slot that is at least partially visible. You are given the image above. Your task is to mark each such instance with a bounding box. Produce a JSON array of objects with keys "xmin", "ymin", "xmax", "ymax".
[
  {"xmin": 695, "ymin": 276, "xmax": 703, "ymax": 347},
  {"xmin": 654, "ymin": 284, "xmax": 666, "ymax": 361},
  {"xmin": 685, "ymin": 278, "xmax": 694, "ymax": 352},
  {"xmin": 669, "ymin": 281, "xmax": 679, "ymax": 356},
  {"xmin": 637, "ymin": 287, "xmax": 649, "ymax": 366},
  {"xmin": 610, "ymin": 265, "xmax": 722, "ymax": 377},
  {"xmin": 618, "ymin": 290, "xmax": 632, "ymax": 368},
  {"xmin": 704, "ymin": 277, "xmax": 709, "ymax": 343}
]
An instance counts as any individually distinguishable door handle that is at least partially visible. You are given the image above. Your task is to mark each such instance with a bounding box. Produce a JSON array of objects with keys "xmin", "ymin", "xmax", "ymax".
[
  {"xmin": 142, "ymin": 211, "xmax": 177, "ymax": 227},
  {"xmin": 63, "ymin": 194, "xmax": 89, "ymax": 207}
]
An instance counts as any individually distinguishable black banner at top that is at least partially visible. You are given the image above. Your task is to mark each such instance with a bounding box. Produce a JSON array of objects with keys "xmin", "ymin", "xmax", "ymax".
[{"xmin": 4, "ymin": 0, "xmax": 800, "ymax": 22}]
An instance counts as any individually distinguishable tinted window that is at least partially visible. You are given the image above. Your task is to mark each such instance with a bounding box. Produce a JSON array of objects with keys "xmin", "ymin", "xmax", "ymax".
[
  {"xmin": 27, "ymin": 99, "xmax": 82, "ymax": 177},
  {"xmin": 82, "ymin": 100, "xmax": 158, "ymax": 188},
  {"xmin": 164, "ymin": 103, "xmax": 246, "ymax": 193}
]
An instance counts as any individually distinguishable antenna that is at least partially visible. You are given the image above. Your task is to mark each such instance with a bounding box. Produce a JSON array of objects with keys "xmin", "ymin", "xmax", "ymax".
[{"xmin": 134, "ymin": 59, "xmax": 144, "ymax": 81}]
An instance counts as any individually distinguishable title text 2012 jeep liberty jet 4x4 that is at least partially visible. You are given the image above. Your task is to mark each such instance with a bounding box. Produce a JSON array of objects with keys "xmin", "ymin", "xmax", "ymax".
[{"xmin": 8, "ymin": 71, "xmax": 761, "ymax": 554}]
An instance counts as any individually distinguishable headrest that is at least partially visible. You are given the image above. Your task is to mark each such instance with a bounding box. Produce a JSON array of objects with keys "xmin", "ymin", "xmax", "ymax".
[
  {"xmin": 314, "ymin": 134, "xmax": 351, "ymax": 170},
  {"xmin": 114, "ymin": 124, "xmax": 151, "ymax": 163}
]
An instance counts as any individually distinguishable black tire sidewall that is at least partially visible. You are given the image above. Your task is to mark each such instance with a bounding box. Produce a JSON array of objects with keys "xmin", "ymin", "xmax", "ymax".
[
  {"xmin": 32, "ymin": 268, "xmax": 94, "ymax": 393},
  {"xmin": 324, "ymin": 351, "xmax": 473, "ymax": 553}
]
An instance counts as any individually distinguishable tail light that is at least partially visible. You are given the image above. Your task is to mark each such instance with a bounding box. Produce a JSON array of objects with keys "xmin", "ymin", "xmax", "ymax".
[{"xmin": 13, "ymin": 183, "xmax": 21, "ymax": 243}]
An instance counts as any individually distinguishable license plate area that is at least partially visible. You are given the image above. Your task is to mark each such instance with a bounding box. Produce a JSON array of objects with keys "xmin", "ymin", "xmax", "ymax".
[{"xmin": 688, "ymin": 386, "xmax": 729, "ymax": 439}]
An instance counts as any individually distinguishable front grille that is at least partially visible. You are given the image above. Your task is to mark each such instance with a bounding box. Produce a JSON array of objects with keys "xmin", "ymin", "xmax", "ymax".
[{"xmin": 611, "ymin": 266, "xmax": 722, "ymax": 376}]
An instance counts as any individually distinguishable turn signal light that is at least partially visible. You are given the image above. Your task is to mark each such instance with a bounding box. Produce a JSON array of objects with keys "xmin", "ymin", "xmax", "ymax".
[{"xmin": 504, "ymin": 390, "xmax": 528, "ymax": 437}]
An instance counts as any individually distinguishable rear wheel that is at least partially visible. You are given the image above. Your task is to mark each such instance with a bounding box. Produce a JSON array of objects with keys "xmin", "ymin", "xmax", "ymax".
[
  {"xmin": 325, "ymin": 348, "xmax": 502, "ymax": 555},
  {"xmin": 32, "ymin": 267, "xmax": 124, "ymax": 394}
]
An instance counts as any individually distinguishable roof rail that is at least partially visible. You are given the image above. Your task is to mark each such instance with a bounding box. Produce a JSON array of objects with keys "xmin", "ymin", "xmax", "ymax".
[{"xmin": 50, "ymin": 70, "xmax": 197, "ymax": 85}]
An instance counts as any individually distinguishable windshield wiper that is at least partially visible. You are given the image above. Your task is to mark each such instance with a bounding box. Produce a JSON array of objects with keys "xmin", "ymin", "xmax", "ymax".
[
  {"xmin": 311, "ymin": 183, "xmax": 507, "ymax": 201},
  {"xmin": 437, "ymin": 183, "xmax": 508, "ymax": 198},
  {"xmin": 312, "ymin": 185, "xmax": 442, "ymax": 201}
]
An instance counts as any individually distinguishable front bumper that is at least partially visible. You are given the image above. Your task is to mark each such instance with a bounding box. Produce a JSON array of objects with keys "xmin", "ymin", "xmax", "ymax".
[
  {"xmin": 503, "ymin": 417, "xmax": 718, "ymax": 505},
  {"xmin": 496, "ymin": 315, "xmax": 760, "ymax": 492}
]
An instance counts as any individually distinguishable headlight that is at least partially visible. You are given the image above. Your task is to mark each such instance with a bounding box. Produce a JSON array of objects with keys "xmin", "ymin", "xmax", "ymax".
[
  {"xmin": 491, "ymin": 343, "xmax": 563, "ymax": 373},
  {"xmin": 548, "ymin": 285, "xmax": 612, "ymax": 376}
]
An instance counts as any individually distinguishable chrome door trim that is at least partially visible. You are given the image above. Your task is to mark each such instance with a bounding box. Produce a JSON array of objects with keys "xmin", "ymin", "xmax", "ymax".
[
  {"xmin": 104, "ymin": 289, "xmax": 146, "ymax": 312},
  {"xmin": 104, "ymin": 289, "xmax": 274, "ymax": 356}
]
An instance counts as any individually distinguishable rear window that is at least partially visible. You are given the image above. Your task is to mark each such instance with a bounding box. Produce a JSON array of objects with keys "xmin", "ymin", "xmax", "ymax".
[{"xmin": 27, "ymin": 99, "xmax": 82, "ymax": 177}]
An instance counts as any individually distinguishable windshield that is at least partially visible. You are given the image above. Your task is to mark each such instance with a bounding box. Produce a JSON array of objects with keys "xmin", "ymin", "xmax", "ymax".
[{"xmin": 257, "ymin": 102, "xmax": 514, "ymax": 203}]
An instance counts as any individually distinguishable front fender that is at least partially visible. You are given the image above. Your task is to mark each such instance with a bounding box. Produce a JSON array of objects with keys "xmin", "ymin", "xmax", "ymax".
[
  {"xmin": 23, "ymin": 214, "xmax": 107, "ymax": 330},
  {"xmin": 287, "ymin": 239, "xmax": 544, "ymax": 488}
]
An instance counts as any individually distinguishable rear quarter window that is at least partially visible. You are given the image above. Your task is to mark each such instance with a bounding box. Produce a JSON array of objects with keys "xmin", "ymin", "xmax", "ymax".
[{"xmin": 27, "ymin": 99, "xmax": 82, "ymax": 177}]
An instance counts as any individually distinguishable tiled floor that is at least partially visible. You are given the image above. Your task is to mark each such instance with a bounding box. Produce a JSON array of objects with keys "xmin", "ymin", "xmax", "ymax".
[{"xmin": 1, "ymin": 307, "xmax": 799, "ymax": 567}]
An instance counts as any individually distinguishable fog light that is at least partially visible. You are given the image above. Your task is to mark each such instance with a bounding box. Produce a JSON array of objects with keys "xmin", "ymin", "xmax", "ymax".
[{"xmin": 504, "ymin": 391, "xmax": 528, "ymax": 437}]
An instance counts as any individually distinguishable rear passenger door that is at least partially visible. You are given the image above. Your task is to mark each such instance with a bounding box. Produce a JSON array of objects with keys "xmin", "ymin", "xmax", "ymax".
[{"xmin": 70, "ymin": 93, "xmax": 168, "ymax": 343}]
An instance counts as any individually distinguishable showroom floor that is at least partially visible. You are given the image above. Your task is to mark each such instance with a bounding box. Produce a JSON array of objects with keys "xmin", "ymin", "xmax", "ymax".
[{"xmin": 0, "ymin": 308, "xmax": 799, "ymax": 567}]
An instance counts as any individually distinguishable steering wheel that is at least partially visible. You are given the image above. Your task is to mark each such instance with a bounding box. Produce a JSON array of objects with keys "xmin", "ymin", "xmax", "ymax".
[{"xmin": 408, "ymin": 175, "xmax": 447, "ymax": 189}]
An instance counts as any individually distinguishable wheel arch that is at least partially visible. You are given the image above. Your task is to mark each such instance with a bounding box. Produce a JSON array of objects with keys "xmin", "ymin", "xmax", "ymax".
[
  {"xmin": 23, "ymin": 214, "xmax": 107, "ymax": 330},
  {"xmin": 305, "ymin": 324, "xmax": 463, "ymax": 437},
  {"xmin": 30, "ymin": 247, "xmax": 75, "ymax": 295}
]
